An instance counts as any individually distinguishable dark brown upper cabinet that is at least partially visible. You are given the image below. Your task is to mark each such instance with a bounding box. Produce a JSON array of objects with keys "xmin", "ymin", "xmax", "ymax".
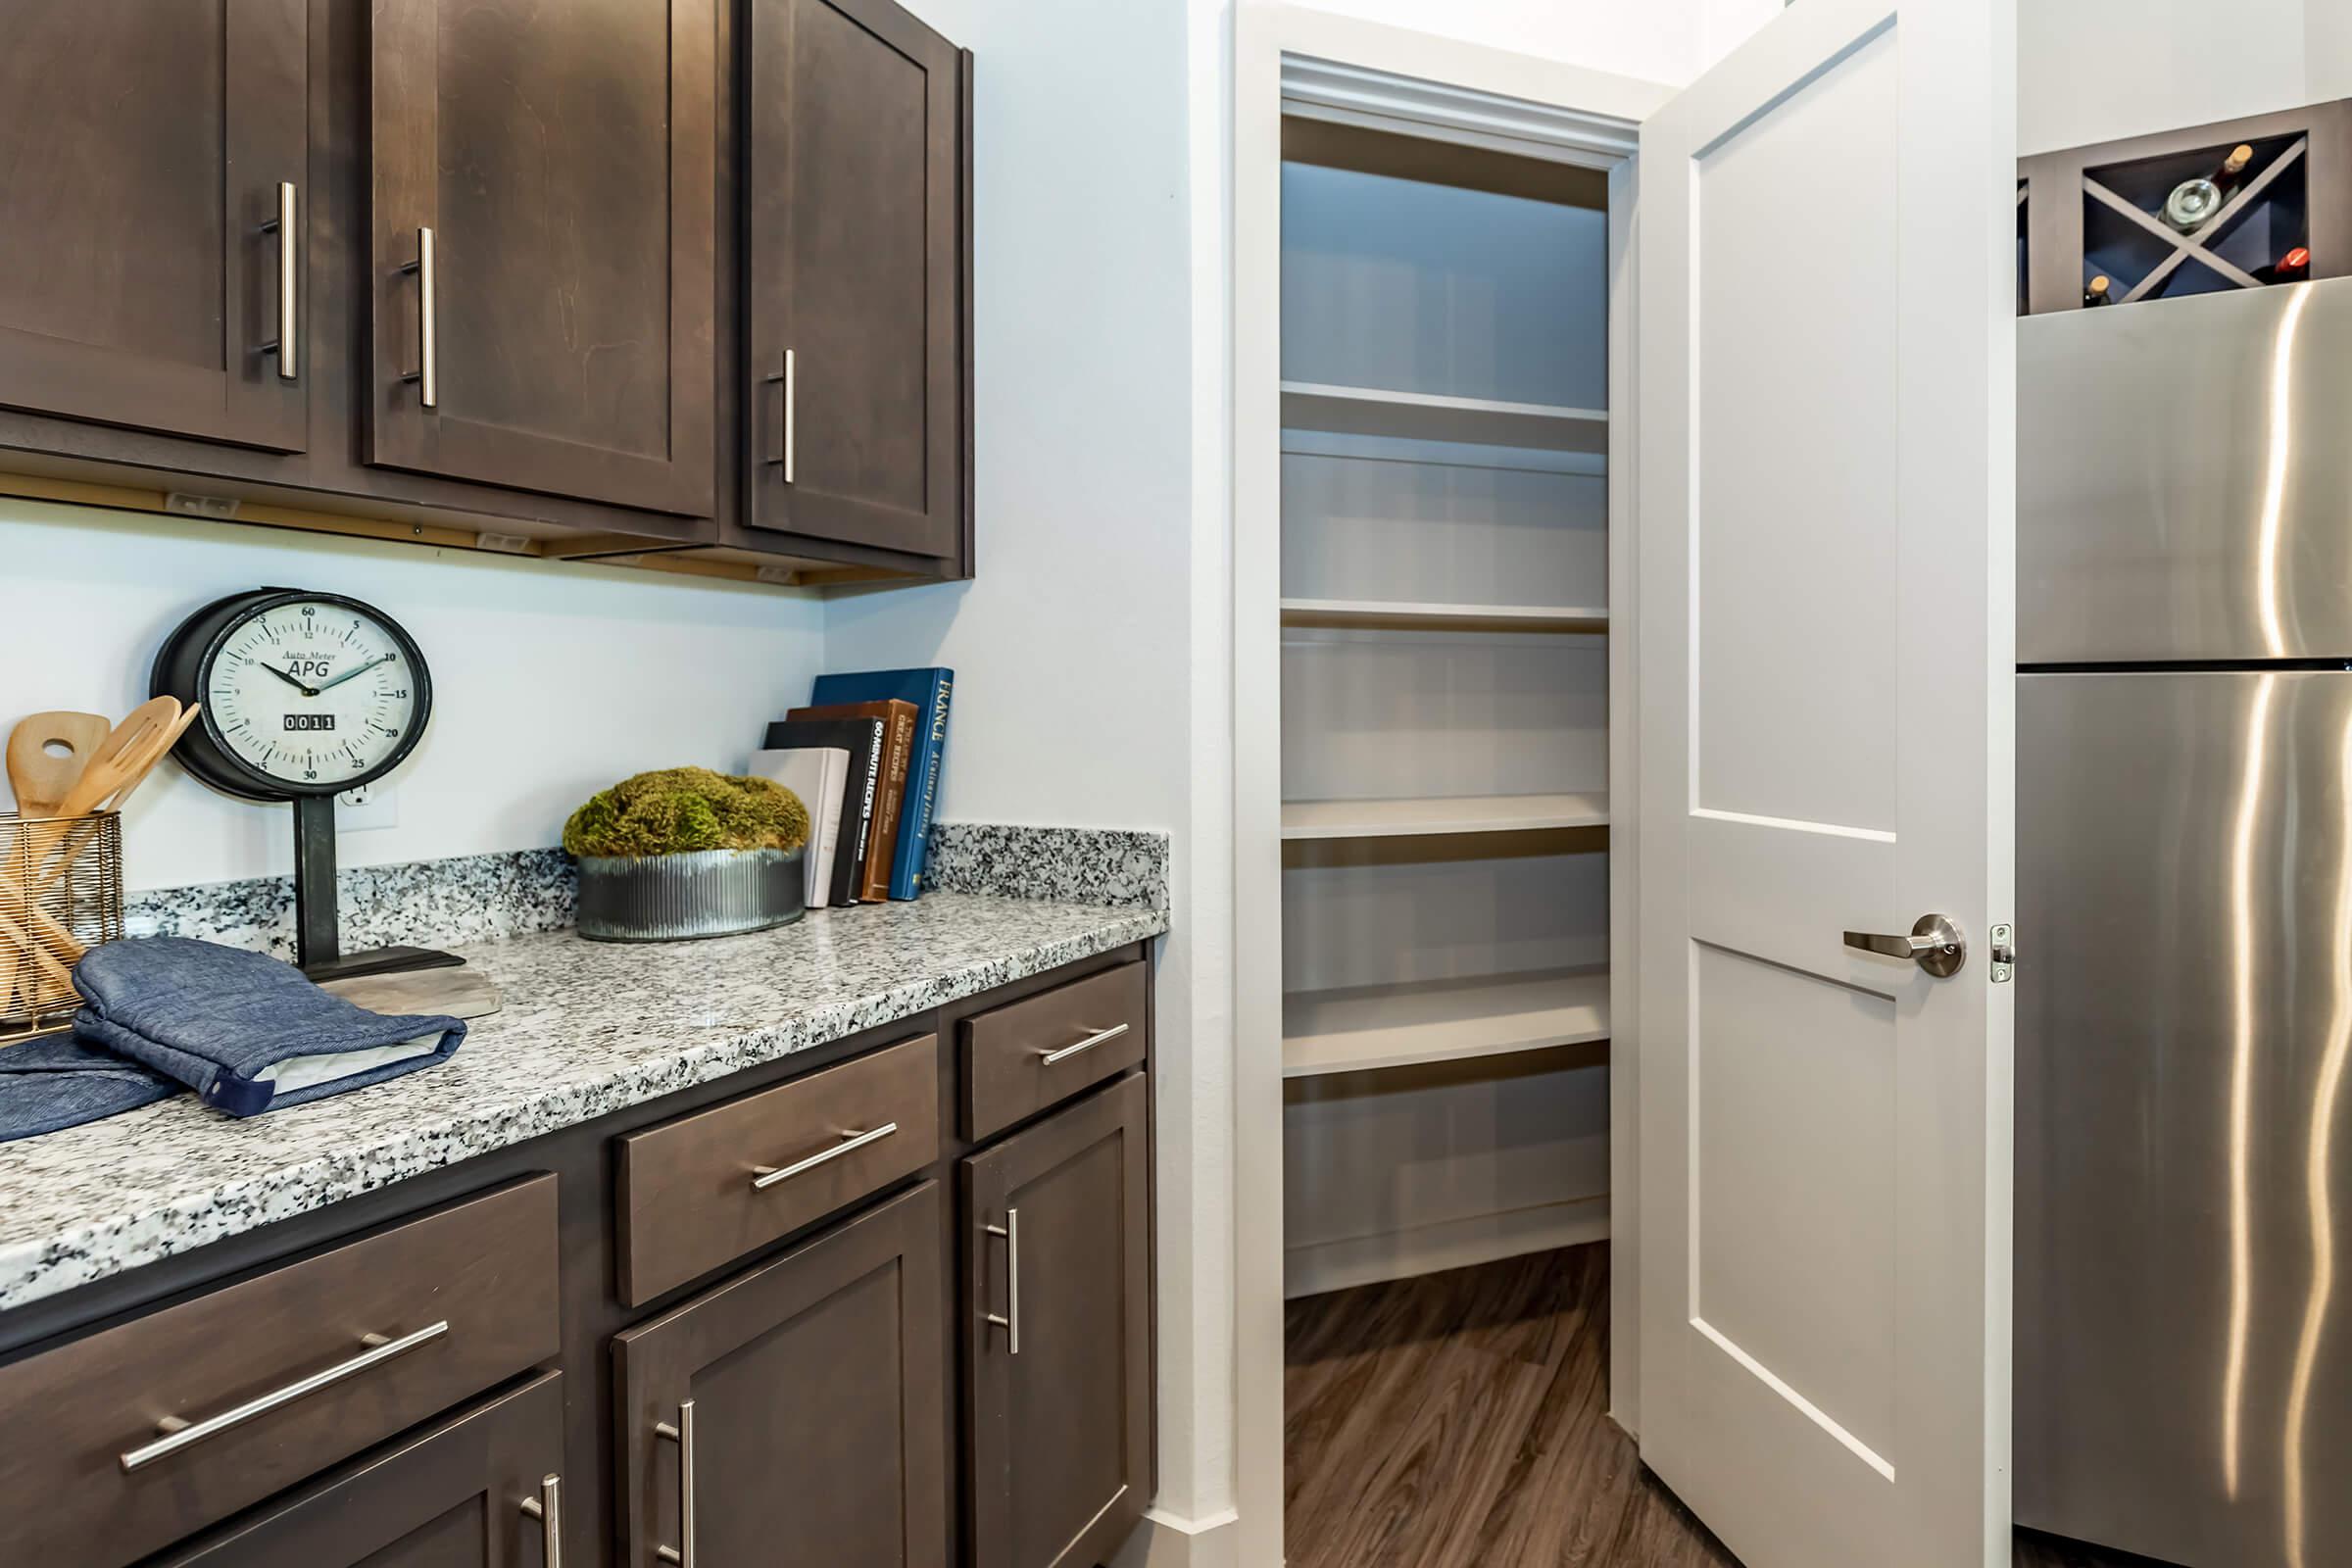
[
  {"xmin": 367, "ymin": 0, "xmax": 717, "ymax": 516},
  {"xmin": 0, "ymin": 0, "xmax": 309, "ymax": 453},
  {"xmin": 613, "ymin": 1181, "xmax": 950, "ymax": 1568},
  {"xmin": 743, "ymin": 0, "xmax": 968, "ymax": 563},
  {"xmin": 963, "ymin": 1074, "xmax": 1152, "ymax": 1568}
]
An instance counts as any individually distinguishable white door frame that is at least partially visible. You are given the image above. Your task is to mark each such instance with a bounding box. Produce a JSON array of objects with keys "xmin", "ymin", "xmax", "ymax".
[{"xmin": 1230, "ymin": 11, "xmax": 1670, "ymax": 1563}]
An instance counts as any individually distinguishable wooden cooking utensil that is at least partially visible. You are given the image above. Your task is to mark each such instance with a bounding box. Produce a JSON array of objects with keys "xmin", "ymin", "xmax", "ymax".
[
  {"xmin": 28, "ymin": 701, "xmax": 202, "ymax": 898},
  {"xmin": 54, "ymin": 698, "xmax": 181, "ymax": 820},
  {"xmin": 0, "ymin": 864, "xmax": 86, "ymax": 962},
  {"xmin": 0, "ymin": 906, "xmax": 75, "ymax": 993},
  {"xmin": 6, "ymin": 711, "xmax": 111, "ymax": 819},
  {"xmin": 105, "ymin": 702, "xmax": 201, "ymax": 814}
]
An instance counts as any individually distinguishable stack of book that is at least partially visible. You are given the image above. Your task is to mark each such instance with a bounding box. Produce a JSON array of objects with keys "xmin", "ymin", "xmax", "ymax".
[{"xmin": 749, "ymin": 667, "xmax": 954, "ymax": 907}]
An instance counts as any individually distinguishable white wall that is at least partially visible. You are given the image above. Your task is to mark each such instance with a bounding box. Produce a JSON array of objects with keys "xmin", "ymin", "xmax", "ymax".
[
  {"xmin": 2020, "ymin": 0, "xmax": 2328, "ymax": 154},
  {"xmin": 1290, "ymin": 0, "xmax": 1781, "ymax": 84},
  {"xmin": 1694, "ymin": 0, "xmax": 1786, "ymax": 76},
  {"xmin": 2316, "ymin": 6, "xmax": 2352, "ymax": 108},
  {"xmin": 1280, "ymin": 0, "xmax": 1690, "ymax": 85},
  {"xmin": 824, "ymin": 0, "xmax": 1236, "ymax": 1544},
  {"xmin": 3, "ymin": 501, "xmax": 827, "ymax": 890}
]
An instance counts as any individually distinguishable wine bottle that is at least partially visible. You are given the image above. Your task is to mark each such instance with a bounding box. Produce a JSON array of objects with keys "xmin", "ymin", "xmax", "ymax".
[
  {"xmin": 2082, "ymin": 274, "xmax": 2114, "ymax": 308},
  {"xmin": 2252, "ymin": 246, "xmax": 2312, "ymax": 285},
  {"xmin": 2212, "ymin": 143, "xmax": 2256, "ymax": 195},
  {"xmin": 2164, "ymin": 177, "xmax": 2224, "ymax": 232},
  {"xmin": 2166, "ymin": 146, "xmax": 2257, "ymax": 232}
]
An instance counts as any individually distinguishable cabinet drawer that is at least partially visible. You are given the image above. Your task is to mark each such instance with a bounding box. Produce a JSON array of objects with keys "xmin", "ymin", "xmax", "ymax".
[
  {"xmin": 618, "ymin": 1033, "xmax": 941, "ymax": 1304},
  {"xmin": 0, "ymin": 1175, "xmax": 559, "ymax": 1568},
  {"xmin": 962, "ymin": 961, "xmax": 1148, "ymax": 1142}
]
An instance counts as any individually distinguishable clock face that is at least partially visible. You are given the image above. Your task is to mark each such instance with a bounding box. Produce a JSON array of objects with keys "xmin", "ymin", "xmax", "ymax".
[{"xmin": 206, "ymin": 599, "xmax": 424, "ymax": 789}]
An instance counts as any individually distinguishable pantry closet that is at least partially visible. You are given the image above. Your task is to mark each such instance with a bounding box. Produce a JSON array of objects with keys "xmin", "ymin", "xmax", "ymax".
[
  {"xmin": 1231, "ymin": 41, "xmax": 1649, "ymax": 1559},
  {"xmin": 1272, "ymin": 122, "xmax": 1617, "ymax": 1297}
]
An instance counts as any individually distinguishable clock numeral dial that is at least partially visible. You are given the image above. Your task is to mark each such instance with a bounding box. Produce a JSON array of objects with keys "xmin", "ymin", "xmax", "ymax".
[{"xmin": 207, "ymin": 600, "xmax": 422, "ymax": 788}]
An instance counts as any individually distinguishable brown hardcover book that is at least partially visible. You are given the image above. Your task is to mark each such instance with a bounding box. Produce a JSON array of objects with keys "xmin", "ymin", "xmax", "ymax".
[{"xmin": 787, "ymin": 699, "xmax": 916, "ymax": 904}]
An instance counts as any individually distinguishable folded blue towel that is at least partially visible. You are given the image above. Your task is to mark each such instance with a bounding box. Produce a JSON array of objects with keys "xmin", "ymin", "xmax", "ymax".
[
  {"xmin": 0, "ymin": 1033, "xmax": 178, "ymax": 1143},
  {"xmin": 74, "ymin": 938, "xmax": 466, "ymax": 1117}
]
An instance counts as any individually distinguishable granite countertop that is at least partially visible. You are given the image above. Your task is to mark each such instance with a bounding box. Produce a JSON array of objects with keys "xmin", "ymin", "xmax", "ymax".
[{"xmin": 0, "ymin": 892, "xmax": 1165, "ymax": 1312}]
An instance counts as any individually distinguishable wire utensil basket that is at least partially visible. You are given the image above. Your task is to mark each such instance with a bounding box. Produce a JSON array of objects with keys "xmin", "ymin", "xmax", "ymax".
[{"xmin": 0, "ymin": 811, "xmax": 122, "ymax": 1045}]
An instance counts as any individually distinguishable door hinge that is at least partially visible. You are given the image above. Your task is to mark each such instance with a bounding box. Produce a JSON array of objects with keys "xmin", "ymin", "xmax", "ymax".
[{"xmin": 1989, "ymin": 923, "xmax": 2016, "ymax": 984}]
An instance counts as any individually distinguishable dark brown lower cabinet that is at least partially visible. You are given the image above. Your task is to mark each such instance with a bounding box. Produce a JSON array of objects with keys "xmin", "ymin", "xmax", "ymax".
[
  {"xmin": 963, "ymin": 1073, "xmax": 1152, "ymax": 1568},
  {"xmin": 155, "ymin": 1370, "xmax": 567, "ymax": 1566},
  {"xmin": 0, "ymin": 952, "xmax": 1152, "ymax": 1568},
  {"xmin": 613, "ymin": 1179, "xmax": 950, "ymax": 1568}
]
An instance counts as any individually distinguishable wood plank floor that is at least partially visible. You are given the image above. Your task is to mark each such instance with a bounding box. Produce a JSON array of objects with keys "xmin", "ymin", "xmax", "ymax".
[{"xmin": 1284, "ymin": 1245, "xmax": 2177, "ymax": 1568}]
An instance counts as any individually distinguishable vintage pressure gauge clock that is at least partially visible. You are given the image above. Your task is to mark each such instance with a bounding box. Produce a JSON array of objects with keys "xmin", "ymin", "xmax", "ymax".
[{"xmin": 153, "ymin": 588, "xmax": 449, "ymax": 980}]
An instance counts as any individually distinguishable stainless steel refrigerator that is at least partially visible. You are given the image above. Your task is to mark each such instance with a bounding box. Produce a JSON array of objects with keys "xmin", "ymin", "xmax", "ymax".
[{"xmin": 2018, "ymin": 278, "xmax": 2352, "ymax": 1566}]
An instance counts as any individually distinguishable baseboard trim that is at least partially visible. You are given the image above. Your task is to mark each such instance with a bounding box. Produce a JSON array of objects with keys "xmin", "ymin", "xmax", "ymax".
[
  {"xmin": 1110, "ymin": 1506, "xmax": 1242, "ymax": 1568},
  {"xmin": 1283, "ymin": 1197, "xmax": 1609, "ymax": 1298}
]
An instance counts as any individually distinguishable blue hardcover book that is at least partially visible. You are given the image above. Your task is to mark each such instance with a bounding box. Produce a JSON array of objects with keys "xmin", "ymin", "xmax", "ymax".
[{"xmin": 808, "ymin": 667, "xmax": 953, "ymax": 899}]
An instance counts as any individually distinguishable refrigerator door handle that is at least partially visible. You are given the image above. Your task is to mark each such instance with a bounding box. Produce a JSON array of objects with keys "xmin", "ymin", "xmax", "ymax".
[{"xmin": 1843, "ymin": 914, "xmax": 1968, "ymax": 977}]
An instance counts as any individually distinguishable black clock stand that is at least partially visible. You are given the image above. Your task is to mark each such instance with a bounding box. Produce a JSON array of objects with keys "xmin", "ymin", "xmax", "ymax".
[{"xmin": 292, "ymin": 794, "xmax": 460, "ymax": 983}]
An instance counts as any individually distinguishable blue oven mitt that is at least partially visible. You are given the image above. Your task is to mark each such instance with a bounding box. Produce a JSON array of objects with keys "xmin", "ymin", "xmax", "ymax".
[
  {"xmin": 73, "ymin": 937, "xmax": 466, "ymax": 1117},
  {"xmin": 0, "ymin": 1033, "xmax": 178, "ymax": 1142}
]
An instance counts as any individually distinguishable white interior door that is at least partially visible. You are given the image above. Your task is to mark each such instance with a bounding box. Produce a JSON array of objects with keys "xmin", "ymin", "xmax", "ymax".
[{"xmin": 1635, "ymin": 0, "xmax": 2015, "ymax": 1563}]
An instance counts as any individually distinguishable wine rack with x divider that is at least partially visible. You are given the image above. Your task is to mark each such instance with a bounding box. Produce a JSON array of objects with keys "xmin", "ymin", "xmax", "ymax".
[{"xmin": 2019, "ymin": 98, "xmax": 2352, "ymax": 315}]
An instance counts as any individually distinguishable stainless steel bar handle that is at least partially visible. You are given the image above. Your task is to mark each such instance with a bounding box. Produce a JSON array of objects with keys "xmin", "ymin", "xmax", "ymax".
[
  {"xmin": 398, "ymin": 226, "xmax": 438, "ymax": 408},
  {"xmin": 760, "ymin": 350, "xmax": 797, "ymax": 478},
  {"xmin": 519, "ymin": 1472, "xmax": 562, "ymax": 1568},
  {"xmin": 119, "ymin": 1320, "xmax": 449, "ymax": 1472},
  {"xmin": 750, "ymin": 1122, "xmax": 898, "ymax": 1191},
  {"xmin": 982, "ymin": 1209, "xmax": 1022, "ymax": 1354},
  {"xmin": 1040, "ymin": 1022, "xmax": 1128, "ymax": 1067},
  {"xmin": 1842, "ymin": 913, "xmax": 1967, "ymax": 978},
  {"xmin": 655, "ymin": 1401, "xmax": 695, "ymax": 1566},
  {"xmin": 258, "ymin": 181, "xmax": 298, "ymax": 379}
]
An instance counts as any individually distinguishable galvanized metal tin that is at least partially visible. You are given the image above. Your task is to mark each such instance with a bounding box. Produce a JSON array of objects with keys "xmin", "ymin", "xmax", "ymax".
[{"xmin": 574, "ymin": 849, "xmax": 806, "ymax": 942}]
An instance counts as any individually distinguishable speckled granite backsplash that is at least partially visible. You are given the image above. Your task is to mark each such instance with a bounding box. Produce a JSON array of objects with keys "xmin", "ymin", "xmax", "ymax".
[
  {"xmin": 126, "ymin": 823, "xmax": 1167, "ymax": 956},
  {"xmin": 125, "ymin": 850, "xmax": 576, "ymax": 959},
  {"xmin": 921, "ymin": 823, "xmax": 1168, "ymax": 909}
]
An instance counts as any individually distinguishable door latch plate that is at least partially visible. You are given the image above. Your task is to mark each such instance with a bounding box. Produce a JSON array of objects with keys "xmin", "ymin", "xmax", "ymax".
[{"xmin": 1990, "ymin": 922, "xmax": 2016, "ymax": 984}]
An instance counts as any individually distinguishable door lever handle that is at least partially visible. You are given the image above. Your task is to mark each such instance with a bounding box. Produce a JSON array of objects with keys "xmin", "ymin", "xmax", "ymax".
[{"xmin": 1843, "ymin": 913, "xmax": 1967, "ymax": 977}]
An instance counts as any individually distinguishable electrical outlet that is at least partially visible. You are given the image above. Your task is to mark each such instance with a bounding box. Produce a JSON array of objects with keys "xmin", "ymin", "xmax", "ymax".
[{"xmin": 337, "ymin": 782, "xmax": 399, "ymax": 831}]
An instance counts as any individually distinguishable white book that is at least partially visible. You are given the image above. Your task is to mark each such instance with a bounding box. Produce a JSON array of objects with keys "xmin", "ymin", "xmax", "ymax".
[{"xmin": 749, "ymin": 746, "xmax": 851, "ymax": 908}]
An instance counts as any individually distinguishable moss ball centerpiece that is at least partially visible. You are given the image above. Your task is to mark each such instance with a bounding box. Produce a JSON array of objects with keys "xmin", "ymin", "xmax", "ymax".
[{"xmin": 564, "ymin": 767, "xmax": 811, "ymax": 942}]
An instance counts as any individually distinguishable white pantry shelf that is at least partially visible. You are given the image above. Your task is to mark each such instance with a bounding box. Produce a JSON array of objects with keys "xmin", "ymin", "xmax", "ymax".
[
  {"xmin": 1279, "ymin": 792, "xmax": 1608, "ymax": 840},
  {"xmin": 1280, "ymin": 597, "xmax": 1607, "ymax": 634},
  {"xmin": 1280, "ymin": 380, "xmax": 1609, "ymax": 455},
  {"xmin": 1282, "ymin": 968, "xmax": 1610, "ymax": 1078}
]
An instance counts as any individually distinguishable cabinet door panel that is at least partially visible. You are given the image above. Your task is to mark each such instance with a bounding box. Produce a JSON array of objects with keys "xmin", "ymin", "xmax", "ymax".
[
  {"xmin": 745, "ymin": 0, "xmax": 961, "ymax": 557},
  {"xmin": 368, "ymin": 0, "xmax": 715, "ymax": 515},
  {"xmin": 614, "ymin": 1181, "xmax": 949, "ymax": 1568},
  {"xmin": 964, "ymin": 1074, "xmax": 1152, "ymax": 1568},
  {"xmin": 156, "ymin": 1371, "xmax": 566, "ymax": 1568},
  {"xmin": 0, "ymin": 0, "xmax": 306, "ymax": 451}
]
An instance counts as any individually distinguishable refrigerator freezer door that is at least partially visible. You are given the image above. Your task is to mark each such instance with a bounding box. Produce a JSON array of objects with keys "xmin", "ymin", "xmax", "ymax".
[
  {"xmin": 2019, "ymin": 669, "xmax": 2352, "ymax": 1565},
  {"xmin": 2019, "ymin": 279, "xmax": 2352, "ymax": 663}
]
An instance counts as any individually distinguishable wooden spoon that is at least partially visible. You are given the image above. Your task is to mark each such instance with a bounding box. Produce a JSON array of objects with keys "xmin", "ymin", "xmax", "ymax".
[
  {"xmin": 6, "ymin": 711, "xmax": 111, "ymax": 819},
  {"xmin": 54, "ymin": 698, "xmax": 181, "ymax": 819},
  {"xmin": 28, "ymin": 701, "xmax": 202, "ymax": 897},
  {"xmin": 104, "ymin": 702, "xmax": 201, "ymax": 815}
]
